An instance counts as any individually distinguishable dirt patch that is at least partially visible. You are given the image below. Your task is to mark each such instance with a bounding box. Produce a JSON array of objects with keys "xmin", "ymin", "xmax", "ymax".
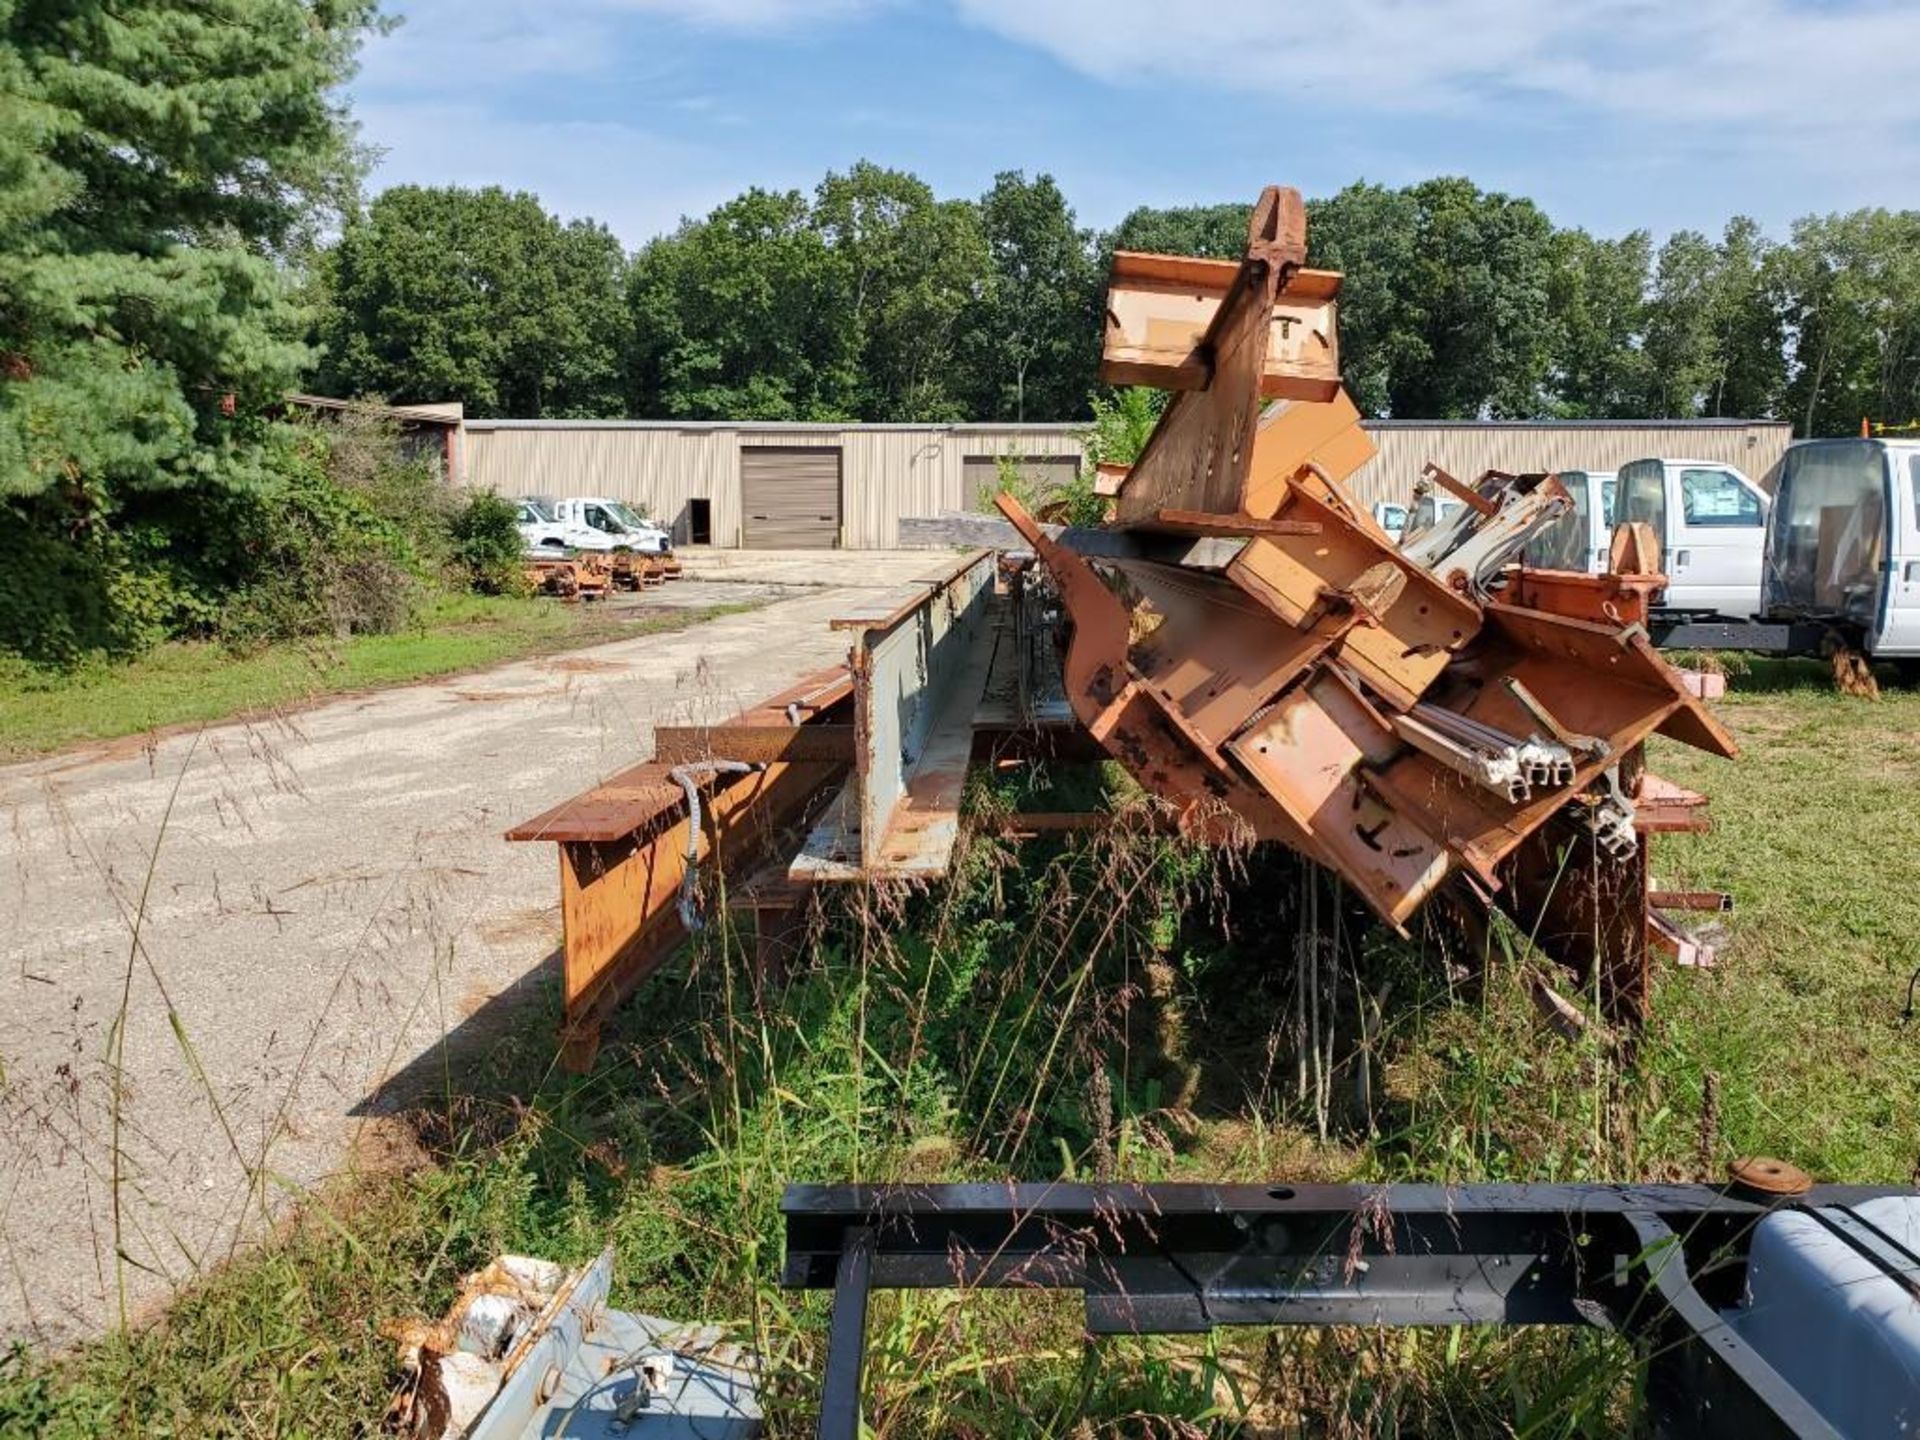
[
  {"xmin": 540, "ymin": 657, "xmax": 632, "ymax": 675},
  {"xmin": 349, "ymin": 1112, "xmax": 432, "ymax": 1177},
  {"xmin": 449, "ymin": 687, "xmax": 559, "ymax": 704}
]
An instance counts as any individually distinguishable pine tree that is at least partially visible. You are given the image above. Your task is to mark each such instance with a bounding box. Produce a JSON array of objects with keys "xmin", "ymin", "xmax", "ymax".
[{"xmin": 0, "ymin": 0, "xmax": 379, "ymax": 504}]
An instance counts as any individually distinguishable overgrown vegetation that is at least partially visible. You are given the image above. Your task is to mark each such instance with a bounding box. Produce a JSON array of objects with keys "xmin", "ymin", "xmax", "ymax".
[
  {"xmin": 6, "ymin": 669, "xmax": 1913, "ymax": 1436},
  {"xmin": 1, "ymin": 406, "xmax": 541, "ymax": 670},
  {"xmin": 0, "ymin": 2, "xmax": 556, "ymax": 674}
]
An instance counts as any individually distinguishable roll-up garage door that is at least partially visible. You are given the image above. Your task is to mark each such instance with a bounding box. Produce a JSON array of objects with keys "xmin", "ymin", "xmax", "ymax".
[{"xmin": 741, "ymin": 447, "xmax": 842, "ymax": 548}]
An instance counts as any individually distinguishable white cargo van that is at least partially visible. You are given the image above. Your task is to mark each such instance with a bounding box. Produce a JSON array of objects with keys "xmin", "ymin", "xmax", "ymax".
[
  {"xmin": 1613, "ymin": 458, "xmax": 1769, "ymax": 617},
  {"xmin": 549, "ymin": 497, "xmax": 673, "ymax": 556}
]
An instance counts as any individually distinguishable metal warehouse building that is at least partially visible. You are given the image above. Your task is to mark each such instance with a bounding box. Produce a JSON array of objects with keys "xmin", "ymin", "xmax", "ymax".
[
  {"xmin": 453, "ymin": 414, "xmax": 1795, "ymax": 549},
  {"xmin": 461, "ymin": 420, "xmax": 1084, "ymax": 550}
]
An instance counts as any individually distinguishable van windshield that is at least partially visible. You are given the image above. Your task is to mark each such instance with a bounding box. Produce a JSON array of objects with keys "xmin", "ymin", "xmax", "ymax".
[
  {"xmin": 1765, "ymin": 441, "xmax": 1886, "ymax": 620},
  {"xmin": 1616, "ymin": 462, "xmax": 1666, "ymax": 543},
  {"xmin": 609, "ymin": 503, "xmax": 652, "ymax": 532}
]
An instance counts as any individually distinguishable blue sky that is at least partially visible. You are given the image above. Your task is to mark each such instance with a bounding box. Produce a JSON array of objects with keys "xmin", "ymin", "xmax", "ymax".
[{"xmin": 348, "ymin": 0, "xmax": 1920, "ymax": 249}]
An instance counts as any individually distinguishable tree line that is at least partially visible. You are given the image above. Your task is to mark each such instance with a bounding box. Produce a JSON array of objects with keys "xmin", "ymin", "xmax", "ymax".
[{"xmin": 316, "ymin": 169, "xmax": 1920, "ymax": 438}]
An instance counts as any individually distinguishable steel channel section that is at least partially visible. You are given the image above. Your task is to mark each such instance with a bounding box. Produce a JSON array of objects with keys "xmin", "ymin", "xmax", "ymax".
[
  {"xmin": 853, "ymin": 551, "xmax": 997, "ymax": 865},
  {"xmin": 783, "ymin": 1181, "xmax": 1909, "ymax": 1440}
]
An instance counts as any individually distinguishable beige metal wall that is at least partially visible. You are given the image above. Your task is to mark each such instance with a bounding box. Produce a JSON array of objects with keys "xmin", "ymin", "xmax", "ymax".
[
  {"xmin": 463, "ymin": 417, "xmax": 1793, "ymax": 546},
  {"xmin": 462, "ymin": 423, "xmax": 1082, "ymax": 547},
  {"xmin": 1345, "ymin": 422, "xmax": 1795, "ymax": 510},
  {"xmin": 464, "ymin": 425, "xmax": 745, "ymax": 545}
]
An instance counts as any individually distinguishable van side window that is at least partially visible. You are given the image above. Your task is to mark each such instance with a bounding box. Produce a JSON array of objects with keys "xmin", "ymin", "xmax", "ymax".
[
  {"xmin": 1679, "ymin": 468, "xmax": 1762, "ymax": 527},
  {"xmin": 1912, "ymin": 456, "xmax": 1920, "ymax": 531}
]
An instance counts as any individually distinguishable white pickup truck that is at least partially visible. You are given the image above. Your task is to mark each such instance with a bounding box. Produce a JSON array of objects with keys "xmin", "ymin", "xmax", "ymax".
[{"xmin": 1613, "ymin": 457, "xmax": 1769, "ymax": 618}]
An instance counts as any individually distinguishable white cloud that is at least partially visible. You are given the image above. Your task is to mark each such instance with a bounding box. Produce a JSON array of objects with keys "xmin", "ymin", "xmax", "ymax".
[{"xmin": 950, "ymin": 0, "xmax": 1920, "ymax": 189}]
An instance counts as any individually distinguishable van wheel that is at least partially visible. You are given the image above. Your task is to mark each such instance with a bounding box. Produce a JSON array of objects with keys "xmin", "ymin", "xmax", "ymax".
[{"xmin": 1892, "ymin": 659, "xmax": 1920, "ymax": 690}]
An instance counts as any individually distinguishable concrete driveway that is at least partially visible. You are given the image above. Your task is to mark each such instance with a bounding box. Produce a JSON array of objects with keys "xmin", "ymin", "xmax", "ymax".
[{"xmin": 0, "ymin": 551, "xmax": 940, "ymax": 1348}]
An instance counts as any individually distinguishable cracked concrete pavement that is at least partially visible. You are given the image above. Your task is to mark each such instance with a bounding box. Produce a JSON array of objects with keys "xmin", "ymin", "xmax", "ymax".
[{"xmin": 0, "ymin": 550, "xmax": 940, "ymax": 1348}]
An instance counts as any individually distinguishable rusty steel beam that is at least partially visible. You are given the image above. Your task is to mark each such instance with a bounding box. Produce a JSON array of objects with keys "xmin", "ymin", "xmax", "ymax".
[
  {"xmin": 507, "ymin": 665, "xmax": 853, "ymax": 1070},
  {"xmin": 1651, "ymin": 890, "xmax": 1735, "ymax": 913},
  {"xmin": 653, "ymin": 724, "xmax": 857, "ymax": 766},
  {"xmin": 792, "ymin": 550, "xmax": 1000, "ymax": 881},
  {"xmin": 1146, "ymin": 508, "xmax": 1322, "ymax": 538}
]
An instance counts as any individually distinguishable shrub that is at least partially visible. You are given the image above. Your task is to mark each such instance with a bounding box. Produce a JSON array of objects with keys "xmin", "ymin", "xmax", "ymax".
[
  {"xmin": 216, "ymin": 434, "xmax": 424, "ymax": 648},
  {"xmin": 451, "ymin": 492, "xmax": 530, "ymax": 595},
  {"xmin": 0, "ymin": 492, "xmax": 229, "ymax": 666}
]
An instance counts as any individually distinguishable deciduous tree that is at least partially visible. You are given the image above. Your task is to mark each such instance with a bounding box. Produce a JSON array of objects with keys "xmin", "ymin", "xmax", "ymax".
[
  {"xmin": 956, "ymin": 172, "xmax": 1099, "ymax": 422},
  {"xmin": 1545, "ymin": 228, "xmax": 1654, "ymax": 418},
  {"xmin": 811, "ymin": 162, "xmax": 986, "ymax": 421},
  {"xmin": 626, "ymin": 188, "xmax": 858, "ymax": 421},
  {"xmin": 318, "ymin": 186, "xmax": 627, "ymax": 417}
]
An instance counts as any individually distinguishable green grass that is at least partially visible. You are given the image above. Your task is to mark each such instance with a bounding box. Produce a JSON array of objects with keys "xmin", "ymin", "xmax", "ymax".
[
  {"xmin": 4, "ymin": 666, "xmax": 1917, "ymax": 1437},
  {"xmin": 0, "ymin": 595, "xmax": 758, "ymax": 761}
]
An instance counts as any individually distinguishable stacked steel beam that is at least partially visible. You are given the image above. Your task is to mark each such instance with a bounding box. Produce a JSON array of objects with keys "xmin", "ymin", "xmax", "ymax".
[{"xmin": 998, "ymin": 184, "xmax": 1735, "ymax": 1019}]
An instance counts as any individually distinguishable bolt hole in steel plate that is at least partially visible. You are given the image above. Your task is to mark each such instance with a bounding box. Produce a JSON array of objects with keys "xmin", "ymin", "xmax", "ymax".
[
  {"xmin": 1729, "ymin": 1156, "xmax": 1814, "ymax": 1197},
  {"xmin": 1269, "ymin": 1186, "xmax": 1297, "ymax": 1201}
]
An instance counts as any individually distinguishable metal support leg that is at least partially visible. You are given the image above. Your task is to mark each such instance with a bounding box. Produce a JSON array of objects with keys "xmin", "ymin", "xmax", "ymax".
[{"xmin": 817, "ymin": 1225, "xmax": 875, "ymax": 1440}]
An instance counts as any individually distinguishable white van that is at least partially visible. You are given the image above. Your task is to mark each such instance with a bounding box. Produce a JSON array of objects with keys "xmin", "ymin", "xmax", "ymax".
[
  {"xmin": 515, "ymin": 497, "xmax": 570, "ymax": 553},
  {"xmin": 1613, "ymin": 458, "xmax": 1769, "ymax": 617},
  {"xmin": 549, "ymin": 497, "xmax": 673, "ymax": 556}
]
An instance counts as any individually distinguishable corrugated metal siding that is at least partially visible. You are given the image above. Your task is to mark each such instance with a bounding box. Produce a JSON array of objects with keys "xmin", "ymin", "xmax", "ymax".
[
  {"xmin": 462, "ymin": 423, "xmax": 1082, "ymax": 547},
  {"xmin": 462, "ymin": 417, "xmax": 1789, "ymax": 547},
  {"xmin": 961, "ymin": 454, "xmax": 1081, "ymax": 508},
  {"xmin": 1346, "ymin": 423, "xmax": 1795, "ymax": 511},
  {"xmin": 464, "ymin": 426, "xmax": 743, "ymax": 545}
]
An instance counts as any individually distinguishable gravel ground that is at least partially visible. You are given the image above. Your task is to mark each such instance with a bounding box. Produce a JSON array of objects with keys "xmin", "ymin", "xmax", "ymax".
[{"xmin": 0, "ymin": 552, "xmax": 941, "ymax": 1348}]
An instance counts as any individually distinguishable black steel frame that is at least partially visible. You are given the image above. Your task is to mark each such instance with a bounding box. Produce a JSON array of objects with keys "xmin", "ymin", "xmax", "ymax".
[{"xmin": 782, "ymin": 1180, "xmax": 1911, "ymax": 1440}]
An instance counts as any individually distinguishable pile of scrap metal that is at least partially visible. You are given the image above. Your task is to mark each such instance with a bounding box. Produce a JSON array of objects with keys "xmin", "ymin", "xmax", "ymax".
[
  {"xmin": 995, "ymin": 182, "xmax": 1735, "ymax": 1023},
  {"xmin": 524, "ymin": 550, "xmax": 684, "ymax": 602},
  {"xmin": 382, "ymin": 1249, "xmax": 760, "ymax": 1439},
  {"xmin": 524, "ymin": 553, "xmax": 611, "ymax": 602},
  {"xmin": 508, "ymin": 181, "xmax": 1734, "ymax": 1070}
]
